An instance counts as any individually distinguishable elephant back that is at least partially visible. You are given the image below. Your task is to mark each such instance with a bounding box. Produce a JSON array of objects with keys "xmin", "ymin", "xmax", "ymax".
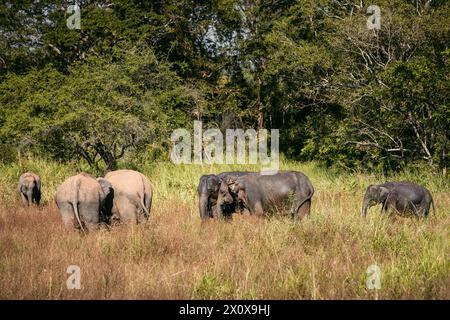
[{"xmin": 105, "ymin": 169, "xmax": 152, "ymax": 196}]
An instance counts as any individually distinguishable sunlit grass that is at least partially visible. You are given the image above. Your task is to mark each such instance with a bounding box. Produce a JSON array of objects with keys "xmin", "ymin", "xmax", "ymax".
[{"xmin": 0, "ymin": 158, "xmax": 448, "ymax": 299}]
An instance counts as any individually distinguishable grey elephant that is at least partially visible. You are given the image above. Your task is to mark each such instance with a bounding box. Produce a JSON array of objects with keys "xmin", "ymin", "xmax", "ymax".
[
  {"xmin": 55, "ymin": 173, "xmax": 112, "ymax": 233},
  {"xmin": 104, "ymin": 169, "xmax": 153, "ymax": 224},
  {"xmin": 197, "ymin": 172, "xmax": 250, "ymax": 220},
  {"xmin": 218, "ymin": 171, "xmax": 314, "ymax": 218},
  {"xmin": 18, "ymin": 171, "xmax": 41, "ymax": 206},
  {"xmin": 361, "ymin": 182, "xmax": 435, "ymax": 218}
]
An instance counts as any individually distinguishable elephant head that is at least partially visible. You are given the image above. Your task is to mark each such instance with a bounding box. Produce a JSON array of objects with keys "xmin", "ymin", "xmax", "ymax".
[
  {"xmin": 18, "ymin": 172, "xmax": 41, "ymax": 206},
  {"xmin": 197, "ymin": 174, "xmax": 221, "ymax": 220},
  {"xmin": 217, "ymin": 176, "xmax": 235, "ymax": 205},
  {"xmin": 216, "ymin": 175, "xmax": 247, "ymax": 217},
  {"xmin": 97, "ymin": 177, "xmax": 114, "ymax": 223},
  {"xmin": 361, "ymin": 184, "xmax": 390, "ymax": 217}
]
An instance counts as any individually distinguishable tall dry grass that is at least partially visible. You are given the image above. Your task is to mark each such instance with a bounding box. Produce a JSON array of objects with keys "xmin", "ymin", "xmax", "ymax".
[{"xmin": 0, "ymin": 159, "xmax": 448, "ymax": 299}]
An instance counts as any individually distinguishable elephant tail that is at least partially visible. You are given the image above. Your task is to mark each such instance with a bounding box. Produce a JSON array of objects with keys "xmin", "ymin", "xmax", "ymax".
[
  {"xmin": 430, "ymin": 196, "xmax": 436, "ymax": 217},
  {"xmin": 139, "ymin": 174, "xmax": 150, "ymax": 219},
  {"xmin": 301, "ymin": 173, "xmax": 315, "ymax": 200},
  {"xmin": 294, "ymin": 173, "xmax": 315, "ymax": 213},
  {"xmin": 139, "ymin": 194, "xmax": 150, "ymax": 218},
  {"xmin": 72, "ymin": 177, "xmax": 86, "ymax": 234}
]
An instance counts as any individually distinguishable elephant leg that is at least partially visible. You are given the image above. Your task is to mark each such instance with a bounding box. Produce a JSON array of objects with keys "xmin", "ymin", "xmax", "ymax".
[
  {"xmin": 216, "ymin": 205, "xmax": 228, "ymax": 221},
  {"xmin": 78, "ymin": 203, "xmax": 99, "ymax": 232},
  {"xmin": 114, "ymin": 197, "xmax": 137, "ymax": 224},
  {"xmin": 216, "ymin": 201, "xmax": 228, "ymax": 220},
  {"xmin": 421, "ymin": 201, "xmax": 430, "ymax": 218},
  {"xmin": 380, "ymin": 203, "xmax": 386, "ymax": 215},
  {"xmin": 120, "ymin": 206, "xmax": 138, "ymax": 224},
  {"xmin": 137, "ymin": 207, "xmax": 148, "ymax": 224},
  {"xmin": 26, "ymin": 190, "xmax": 33, "ymax": 206},
  {"xmin": 409, "ymin": 201, "xmax": 423, "ymax": 218},
  {"xmin": 398, "ymin": 199, "xmax": 414, "ymax": 217},
  {"xmin": 145, "ymin": 197, "xmax": 152, "ymax": 220},
  {"xmin": 296, "ymin": 199, "xmax": 311, "ymax": 220},
  {"xmin": 84, "ymin": 221, "xmax": 98, "ymax": 232},
  {"xmin": 380, "ymin": 202, "xmax": 390, "ymax": 218},
  {"xmin": 62, "ymin": 216, "xmax": 76, "ymax": 230},
  {"xmin": 389, "ymin": 201, "xmax": 403, "ymax": 218},
  {"xmin": 417, "ymin": 205, "xmax": 427, "ymax": 219},
  {"xmin": 20, "ymin": 193, "xmax": 28, "ymax": 206},
  {"xmin": 34, "ymin": 190, "xmax": 41, "ymax": 206},
  {"xmin": 59, "ymin": 204, "xmax": 76, "ymax": 230},
  {"xmin": 211, "ymin": 203, "xmax": 218, "ymax": 218},
  {"xmin": 253, "ymin": 201, "xmax": 264, "ymax": 216}
]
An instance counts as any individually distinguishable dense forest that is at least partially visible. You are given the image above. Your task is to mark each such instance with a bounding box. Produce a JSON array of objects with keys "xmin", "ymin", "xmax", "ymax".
[{"xmin": 0, "ymin": 0, "xmax": 448, "ymax": 173}]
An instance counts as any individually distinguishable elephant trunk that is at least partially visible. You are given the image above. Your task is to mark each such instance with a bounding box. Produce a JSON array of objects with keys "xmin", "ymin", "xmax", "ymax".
[
  {"xmin": 26, "ymin": 187, "xmax": 33, "ymax": 206},
  {"xmin": 216, "ymin": 198, "xmax": 224, "ymax": 219},
  {"xmin": 199, "ymin": 193, "xmax": 210, "ymax": 220},
  {"xmin": 361, "ymin": 193, "xmax": 371, "ymax": 218}
]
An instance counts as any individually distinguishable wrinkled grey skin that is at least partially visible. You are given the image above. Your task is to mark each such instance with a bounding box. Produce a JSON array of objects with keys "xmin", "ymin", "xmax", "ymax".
[
  {"xmin": 18, "ymin": 171, "xmax": 41, "ymax": 206},
  {"xmin": 197, "ymin": 172, "xmax": 249, "ymax": 220},
  {"xmin": 104, "ymin": 169, "xmax": 153, "ymax": 224},
  {"xmin": 219, "ymin": 171, "xmax": 314, "ymax": 219},
  {"xmin": 361, "ymin": 182, "xmax": 435, "ymax": 218},
  {"xmin": 55, "ymin": 173, "xmax": 112, "ymax": 233}
]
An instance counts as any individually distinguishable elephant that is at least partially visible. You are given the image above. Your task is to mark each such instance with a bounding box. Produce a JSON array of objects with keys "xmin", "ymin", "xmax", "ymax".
[
  {"xmin": 218, "ymin": 171, "xmax": 314, "ymax": 219},
  {"xmin": 55, "ymin": 173, "xmax": 112, "ymax": 233},
  {"xmin": 18, "ymin": 171, "xmax": 41, "ymax": 206},
  {"xmin": 103, "ymin": 169, "xmax": 153, "ymax": 224},
  {"xmin": 361, "ymin": 182, "xmax": 435, "ymax": 218},
  {"xmin": 97, "ymin": 177, "xmax": 115, "ymax": 224},
  {"xmin": 197, "ymin": 171, "xmax": 250, "ymax": 220}
]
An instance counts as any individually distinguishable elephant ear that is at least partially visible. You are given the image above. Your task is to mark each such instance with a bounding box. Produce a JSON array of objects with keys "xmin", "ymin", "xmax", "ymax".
[
  {"xmin": 97, "ymin": 178, "xmax": 113, "ymax": 199},
  {"xmin": 197, "ymin": 175, "xmax": 207, "ymax": 193},
  {"xmin": 206, "ymin": 176, "xmax": 220, "ymax": 193},
  {"xmin": 368, "ymin": 184, "xmax": 380, "ymax": 195},
  {"xmin": 379, "ymin": 186, "xmax": 390, "ymax": 201}
]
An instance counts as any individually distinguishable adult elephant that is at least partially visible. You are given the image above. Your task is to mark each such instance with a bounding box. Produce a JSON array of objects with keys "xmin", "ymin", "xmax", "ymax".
[
  {"xmin": 56, "ymin": 173, "xmax": 112, "ymax": 233},
  {"xmin": 18, "ymin": 171, "xmax": 41, "ymax": 206},
  {"xmin": 218, "ymin": 171, "xmax": 314, "ymax": 219},
  {"xmin": 197, "ymin": 172, "xmax": 250, "ymax": 220},
  {"xmin": 361, "ymin": 182, "xmax": 435, "ymax": 218},
  {"xmin": 104, "ymin": 169, "xmax": 153, "ymax": 224}
]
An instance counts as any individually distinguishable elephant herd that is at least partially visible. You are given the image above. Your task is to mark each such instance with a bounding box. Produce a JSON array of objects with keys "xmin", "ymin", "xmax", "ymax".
[
  {"xmin": 198, "ymin": 171, "xmax": 315, "ymax": 220},
  {"xmin": 17, "ymin": 169, "xmax": 435, "ymax": 233},
  {"xmin": 18, "ymin": 170, "xmax": 152, "ymax": 233},
  {"xmin": 197, "ymin": 171, "xmax": 435, "ymax": 220}
]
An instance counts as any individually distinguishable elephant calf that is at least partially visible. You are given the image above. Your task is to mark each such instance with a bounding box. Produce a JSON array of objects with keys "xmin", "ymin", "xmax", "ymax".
[
  {"xmin": 197, "ymin": 171, "xmax": 250, "ymax": 220},
  {"xmin": 18, "ymin": 171, "xmax": 41, "ymax": 206},
  {"xmin": 56, "ymin": 173, "xmax": 112, "ymax": 233},
  {"xmin": 103, "ymin": 169, "xmax": 153, "ymax": 224},
  {"xmin": 218, "ymin": 171, "xmax": 314, "ymax": 219},
  {"xmin": 362, "ymin": 182, "xmax": 435, "ymax": 218}
]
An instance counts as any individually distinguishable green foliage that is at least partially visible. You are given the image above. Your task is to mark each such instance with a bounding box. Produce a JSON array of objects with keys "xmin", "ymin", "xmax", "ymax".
[
  {"xmin": 0, "ymin": 44, "xmax": 194, "ymax": 171},
  {"xmin": 0, "ymin": 0, "xmax": 448, "ymax": 173}
]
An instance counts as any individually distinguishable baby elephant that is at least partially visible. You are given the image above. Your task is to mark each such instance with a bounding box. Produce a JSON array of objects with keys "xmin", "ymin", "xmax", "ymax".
[
  {"xmin": 362, "ymin": 182, "xmax": 435, "ymax": 218},
  {"xmin": 18, "ymin": 171, "xmax": 41, "ymax": 206}
]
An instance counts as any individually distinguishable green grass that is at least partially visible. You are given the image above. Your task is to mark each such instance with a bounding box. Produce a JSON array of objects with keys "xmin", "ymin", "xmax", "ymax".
[{"xmin": 0, "ymin": 158, "xmax": 448, "ymax": 299}]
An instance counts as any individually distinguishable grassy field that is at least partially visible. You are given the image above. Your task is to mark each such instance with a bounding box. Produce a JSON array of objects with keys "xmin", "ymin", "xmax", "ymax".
[{"xmin": 0, "ymin": 158, "xmax": 448, "ymax": 299}]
